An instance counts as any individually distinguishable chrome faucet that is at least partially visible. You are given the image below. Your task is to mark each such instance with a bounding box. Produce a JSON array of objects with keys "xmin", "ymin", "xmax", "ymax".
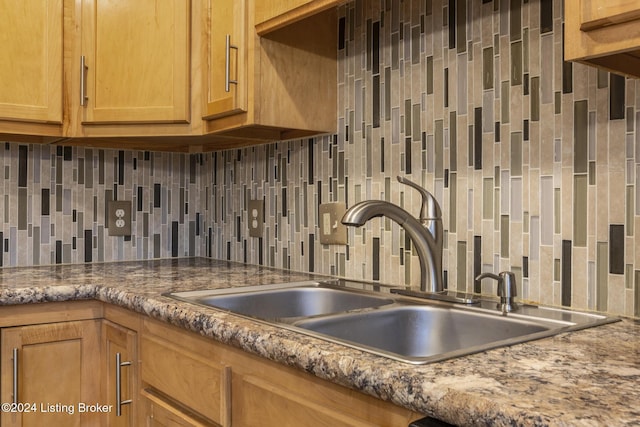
[{"xmin": 342, "ymin": 176, "xmax": 444, "ymax": 293}]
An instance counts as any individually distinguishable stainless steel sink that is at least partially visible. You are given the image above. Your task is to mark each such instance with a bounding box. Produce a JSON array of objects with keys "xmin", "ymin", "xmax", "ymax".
[
  {"xmin": 294, "ymin": 305, "xmax": 564, "ymax": 363},
  {"xmin": 166, "ymin": 281, "xmax": 394, "ymax": 321},
  {"xmin": 165, "ymin": 280, "xmax": 619, "ymax": 364}
]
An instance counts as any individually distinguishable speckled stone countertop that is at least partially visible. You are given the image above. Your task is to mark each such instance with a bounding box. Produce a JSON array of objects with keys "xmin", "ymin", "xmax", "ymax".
[{"xmin": 0, "ymin": 258, "xmax": 638, "ymax": 426}]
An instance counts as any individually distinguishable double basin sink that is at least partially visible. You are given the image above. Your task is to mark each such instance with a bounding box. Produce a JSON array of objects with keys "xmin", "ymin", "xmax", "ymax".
[{"xmin": 167, "ymin": 281, "xmax": 617, "ymax": 364}]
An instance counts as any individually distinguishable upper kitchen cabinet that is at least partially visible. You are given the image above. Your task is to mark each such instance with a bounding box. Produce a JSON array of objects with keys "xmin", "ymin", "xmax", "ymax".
[
  {"xmin": 203, "ymin": 0, "xmax": 337, "ymax": 147},
  {"xmin": 254, "ymin": 0, "xmax": 343, "ymax": 35},
  {"xmin": 206, "ymin": 0, "xmax": 247, "ymax": 120},
  {"xmin": 565, "ymin": 0, "xmax": 640, "ymax": 78},
  {"xmin": 0, "ymin": 0, "xmax": 64, "ymax": 142},
  {"xmin": 69, "ymin": 0, "xmax": 205, "ymax": 140}
]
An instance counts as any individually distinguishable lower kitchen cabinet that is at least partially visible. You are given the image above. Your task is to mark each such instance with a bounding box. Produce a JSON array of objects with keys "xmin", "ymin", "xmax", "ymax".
[
  {"xmin": 232, "ymin": 374, "xmax": 380, "ymax": 427},
  {"xmin": 140, "ymin": 389, "xmax": 216, "ymax": 427},
  {"xmin": 142, "ymin": 317, "xmax": 422, "ymax": 427},
  {"xmin": 0, "ymin": 319, "xmax": 102, "ymax": 427},
  {"xmin": 0, "ymin": 301, "xmax": 422, "ymax": 426},
  {"xmin": 103, "ymin": 320, "xmax": 137, "ymax": 427},
  {"xmin": 140, "ymin": 320, "xmax": 232, "ymax": 426}
]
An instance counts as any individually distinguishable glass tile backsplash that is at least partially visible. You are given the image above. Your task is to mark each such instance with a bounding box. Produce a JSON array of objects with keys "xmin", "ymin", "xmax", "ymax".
[{"xmin": 2, "ymin": 0, "xmax": 640, "ymax": 317}]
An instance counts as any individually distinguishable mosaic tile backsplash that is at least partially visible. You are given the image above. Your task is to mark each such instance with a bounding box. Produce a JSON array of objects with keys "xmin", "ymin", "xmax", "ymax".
[
  {"xmin": 0, "ymin": 144, "xmax": 204, "ymax": 265},
  {"xmin": 2, "ymin": 0, "xmax": 640, "ymax": 317}
]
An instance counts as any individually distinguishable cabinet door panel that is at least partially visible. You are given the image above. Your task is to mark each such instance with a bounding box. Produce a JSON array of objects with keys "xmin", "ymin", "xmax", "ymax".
[
  {"xmin": 232, "ymin": 374, "xmax": 376, "ymax": 427},
  {"xmin": 103, "ymin": 320, "xmax": 137, "ymax": 427},
  {"xmin": 0, "ymin": 320, "xmax": 102, "ymax": 427},
  {"xmin": 141, "ymin": 390, "xmax": 215, "ymax": 427},
  {"xmin": 580, "ymin": 0, "xmax": 640, "ymax": 31},
  {"xmin": 254, "ymin": 0, "xmax": 340, "ymax": 34},
  {"xmin": 0, "ymin": 0, "xmax": 62, "ymax": 123},
  {"xmin": 81, "ymin": 0, "xmax": 190, "ymax": 124},
  {"xmin": 205, "ymin": 0, "xmax": 246, "ymax": 119},
  {"xmin": 141, "ymin": 334, "xmax": 231, "ymax": 425}
]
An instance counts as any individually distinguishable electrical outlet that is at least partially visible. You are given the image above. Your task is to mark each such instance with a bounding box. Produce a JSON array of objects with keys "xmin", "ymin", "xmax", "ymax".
[
  {"xmin": 319, "ymin": 202, "xmax": 347, "ymax": 245},
  {"xmin": 107, "ymin": 200, "xmax": 132, "ymax": 236},
  {"xmin": 248, "ymin": 199, "xmax": 263, "ymax": 238}
]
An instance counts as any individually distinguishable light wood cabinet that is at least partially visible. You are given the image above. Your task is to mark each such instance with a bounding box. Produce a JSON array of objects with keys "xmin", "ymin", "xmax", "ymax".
[
  {"xmin": 255, "ymin": 0, "xmax": 343, "ymax": 35},
  {"xmin": 203, "ymin": 0, "xmax": 337, "ymax": 148},
  {"xmin": 142, "ymin": 317, "xmax": 421, "ymax": 427},
  {"xmin": 232, "ymin": 374, "xmax": 379, "ymax": 427},
  {"xmin": 78, "ymin": 0, "xmax": 190, "ymax": 125},
  {"xmin": 0, "ymin": 302, "xmax": 138, "ymax": 427},
  {"xmin": 69, "ymin": 0, "xmax": 205, "ymax": 141},
  {"xmin": 3, "ymin": 301, "xmax": 420, "ymax": 426},
  {"xmin": 140, "ymin": 320, "xmax": 231, "ymax": 426},
  {"xmin": 565, "ymin": 0, "xmax": 640, "ymax": 78},
  {"xmin": 140, "ymin": 389, "xmax": 215, "ymax": 427},
  {"xmin": 103, "ymin": 320, "xmax": 137, "ymax": 427},
  {"xmin": 0, "ymin": 0, "xmax": 338, "ymax": 151},
  {"xmin": 206, "ymin": 0, "xmax": 247, "ymax": 120},
  {"xmin": 0, "ymin": 319, "xmax": 102, "ymax": 427},
  {"xmin": 0, "ymin": 0, "xmax": 64, "ymax": 140}
]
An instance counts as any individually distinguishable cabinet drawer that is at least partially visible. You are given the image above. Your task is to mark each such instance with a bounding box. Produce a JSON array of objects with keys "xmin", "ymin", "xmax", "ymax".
[
  {"xmin": 141, "ymin": 389, "xmax": 216, "ymax": 427},
  {"xmin": 141, "ymin": 334, "xmax": 230, "ymax": 425}
]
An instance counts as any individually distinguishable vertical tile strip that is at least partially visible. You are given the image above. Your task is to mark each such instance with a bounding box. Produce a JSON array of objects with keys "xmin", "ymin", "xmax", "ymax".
[
  {"xmin": 597, "ymin": 242, "xmax": 609, "ymax": 311},
  {"xmin": 562, "ymin": 240, "xmax": 572, "ymax": 307},
  {"xmin": 574, "ymin": 175, "xmax": 588, "ymax": 246},
  {"xmin": 474, "ymin": 236, "xmax": 482, "ymax": 293},
  {"xmin": 609, "ymin": 225, "xmax": 625, "ymax": 274},
  {"xmin": 610, "ymin": 74, "xmax": 626, "ymax": 120},
  {"xmin": 457, "ymin": 241, "xmax": 467, "ymax": 292},
  {"xmin": 474, "ymin": 108, "xmax": 482, "ymax": 170}
]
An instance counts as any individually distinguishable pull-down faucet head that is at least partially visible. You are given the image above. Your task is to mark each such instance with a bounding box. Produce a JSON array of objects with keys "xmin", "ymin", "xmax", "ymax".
[{"xmin": 342, "ymin": 176, "xmax": 444, "ymax": 293}]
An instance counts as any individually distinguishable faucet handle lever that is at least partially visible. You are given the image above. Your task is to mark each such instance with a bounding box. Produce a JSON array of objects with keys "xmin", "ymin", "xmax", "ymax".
[{"xmin": 397, "ymin": 176, "xmax": 442, "ymax": 221}]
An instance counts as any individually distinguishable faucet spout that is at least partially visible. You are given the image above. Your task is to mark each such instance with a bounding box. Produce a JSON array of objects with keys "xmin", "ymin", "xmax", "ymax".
[{"xmin": 342, "ymin": 199, "xmax": 444, "ymax": 293}]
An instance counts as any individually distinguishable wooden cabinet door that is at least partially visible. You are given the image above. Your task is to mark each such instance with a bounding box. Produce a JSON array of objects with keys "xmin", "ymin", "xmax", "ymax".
[
  {"xmin": 255, "ymin": 0, "xmax": 314, "ymax": 24},
  {"xmin": 231, "ymin": 374, "xmax": 377, "ymax": 427},
  {"xmin": 579, "ymin": 0, "xmax": 640, "ymax": 31},
  {"xmin": 103, "ymin": 320, "xmax": 137, "ymax": 427},
  {"xmin": 0, "ymin": 320, "xmax": 102, "ymax": 427},
  {"xmin": 80, "ymin": 0, "xmax": 190, "ymax": 124},
  {"xmin": 565, "ymin": 0, "xmax": 640, "ymax": 78},
  {"xmin": 140, "ymin": 331, "xmax": 231, "ymax": 426},
  {"xmin": 0, "ymin": 0, "xmax": 63, "ymax": 124},
  {"xmin": 254, "ymin": 0, "xmax": 340, "ymax": 33},
  {"xmin": 205, "ymin": 0, "xmax": 247, "ymax": 119},
  {"xmin": 140, "ymin": 390, "xmax": 216, "ymax": 427}
]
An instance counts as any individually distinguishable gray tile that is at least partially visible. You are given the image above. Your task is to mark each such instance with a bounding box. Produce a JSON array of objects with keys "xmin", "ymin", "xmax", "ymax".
[
  {"xmin": 574, "ymin": 175, "xmax": 588, "ymax": 247},
  {"xmin": 450, "ymin": 173, "xmax": 457, "ymax": 234},
  {"xmin": 483, "ymin": 47, "xmax": 494, "ymax": 90},
  {"xmin": 531, "ymin": 76, "xmax": 540, "ymax": 121},
  {"xmin": 597, "ymin": 242, "xmax": 609, "ymax": 312},
  {"xmin": 501, "ymin": 215, "xmax": 510, "ymax": 257},
  {"xmin": 501, "ymin": 81, "xmax": 510, "ymax": 123},
  {"xmin": 457, "ymin": 241, "xmax": 467, "ymax": 291},
  {"xmin": 574, "ymin": 100, "xmax": 588, "ymax": 173},
  {"xmin": 483, "ymin": 178, "xmax": 494, "ymax": 220},
  {"xmin": 511, "ymin": 132, "xmax": 523, "ymax": 176},
  {"xmin": 511, "ymin": 41, "xmax": 522, "ymax": 86}
]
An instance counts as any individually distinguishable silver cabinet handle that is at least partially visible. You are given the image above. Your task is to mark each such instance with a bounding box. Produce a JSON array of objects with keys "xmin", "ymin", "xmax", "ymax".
[
  {"xmin": 12, "ymin": 348, "xmax": 18, "ymax": 404},
  {"xmin": 115, "ymin": 352, "xmax": 132, "ymax": 417},
  {"xmin": 225, "ymin": 34, "xmax": 238, "ymax": 92},
  {"xmin": 80, "ymin": 56, "xmax": 88, "ymax": 106}
]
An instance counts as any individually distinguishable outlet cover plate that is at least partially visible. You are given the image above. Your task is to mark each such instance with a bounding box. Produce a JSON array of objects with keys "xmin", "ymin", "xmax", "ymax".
[
  {"xmin": 319, "ymin": 202, "xmax": 347, "ymax": 245},
  {"xmin": 107, "ymin": 200, "xmax": 132, "ymax": 236},
  {"xmin": 248, "ymin": 199, "xmax": 264, "ymax": 238}
]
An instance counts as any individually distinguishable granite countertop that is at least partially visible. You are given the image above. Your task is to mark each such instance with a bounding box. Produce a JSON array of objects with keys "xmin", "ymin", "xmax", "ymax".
[{"xmin": 0, "ymin": 258, "xmax": 638, "ymax": 426}]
